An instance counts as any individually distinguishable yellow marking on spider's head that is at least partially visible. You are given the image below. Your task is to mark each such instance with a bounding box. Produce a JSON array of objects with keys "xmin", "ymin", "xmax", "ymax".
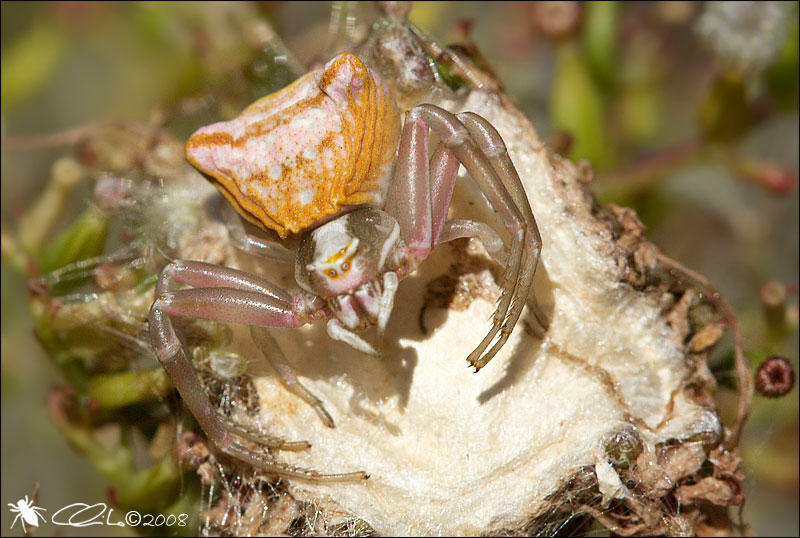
[{"xmin": 306, "ymin": 238, "xmax": 359, "ymax": 280}]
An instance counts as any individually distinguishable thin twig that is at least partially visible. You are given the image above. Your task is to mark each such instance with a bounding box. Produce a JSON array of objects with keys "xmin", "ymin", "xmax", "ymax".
[
  {"xmin": 597, "ymin": 139, "xmax": 705, "ymax": 197},
  {"xmin": 1, "ymin": 121, "xmax": 151, "ymax": 151},
  {"xmin": 654, "ymin": 252, "xmax": 753, "ymax": 449}
]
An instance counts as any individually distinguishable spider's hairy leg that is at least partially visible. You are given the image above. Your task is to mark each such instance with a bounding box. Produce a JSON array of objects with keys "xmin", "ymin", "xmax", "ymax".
[
  {"xmin": 218, "ymin": 196, "xmax": 295, "ymax": 264},
  {"xmin": 437, "ymin": 220, "xmax": 507, "ymax": 265},
  {"xmin": 428, "ymin": 143, "xmax": 508, "ymax": 265},
  {"xmin": 409, "ymin": 105, "xmax": 532, "ymax": 370},
  {"xmin": 459, "ymin": 112, "xmax": 549, "ymax": 340},
  {"xmin": 250, "ymin": 325, "xmax": 335, "ymax": 428},
  {"xmin": 387, "ymin": 109, "xmax": 433, "ymax": 262},
  {"xmin": 149, "ymin": 260, "xmax": 366, "ymax": 481}
]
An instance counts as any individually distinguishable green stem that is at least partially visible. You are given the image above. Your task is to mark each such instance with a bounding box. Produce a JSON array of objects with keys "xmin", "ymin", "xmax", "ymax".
[
  {"xmin": 88, "ymin": 368, "xmax": 172, "ymax": 410},
  {"xmin": 596, "ymin": 138, "xmax": 706, "ymax": 201}
]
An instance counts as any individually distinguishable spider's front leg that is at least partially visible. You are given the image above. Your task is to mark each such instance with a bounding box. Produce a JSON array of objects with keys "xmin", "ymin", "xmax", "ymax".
[
  {"xmin": 388, "ymin": 111, "xmax": 494, "ymax": 266},
  {"xmin": 148, "ymin": 260, "xmax": 366, "ymax": 482},
  {"xmin": 391, "ymin": 105, "xmax": 547, "ymax": 371},
  {"xmin": 457, "ymin": 112, "xmax": 549, "ymax": 337}
]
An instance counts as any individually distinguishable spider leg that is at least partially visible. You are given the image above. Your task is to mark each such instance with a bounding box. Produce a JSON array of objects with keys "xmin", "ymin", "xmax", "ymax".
[
  {"xmin": 390, "ymin": 107, "xmax": 541, "ymax": 367},
  {"xmin": 159, "ymin": 259, "xmax": 293, "ymax": 303},
  {"xmin": 9, "ymin": 513, "xmax": 19, "ymax": 529},
  {"xmin": 427, "ymin": 143, "xmax": 508, "ymax": 265},
  {"xmin": 250, "ymin": 325, "xmax": 335, "ymax": 428},
  {"xmin": 429, "ymin": 145, "xmax": 461, "ymax": 244},
  {"xmin": 149, "ymin": 261, "xmax": 365, "ymax": 481},
  {"xmin": 429, "ymin": 144, "xmax": 508, "ymax": 263},
  {"xmin": 459, "ymin": 112, "xmax": 549, "ymax": 343},
  {"xmin": 219, "ymin": 196, "xmax": 295, "ymax": 264},
  {"xmin": 409, "ymin": 104, "xmax": 535, "ymax": 370},
  {"xmin": 386, "ymin": 109, "xmax": 433, "ymax": 262},
  {"xmin": 387, "ymin": 115, "xmax": 466, "ymax": 261},
  {"xmin": 437, "ymin": 219, "xmax": 508, "ymax": 265},
  {"xmin": 154, "ymin": 287, "xmax": 304, "ymax": 327},
  {"xmin": 155, "ymin": 262, "xmax": 337, "ymax": 427},
  {"xmin": 217, "ymin": 416, "xmax": 309, "ymax": 451}
]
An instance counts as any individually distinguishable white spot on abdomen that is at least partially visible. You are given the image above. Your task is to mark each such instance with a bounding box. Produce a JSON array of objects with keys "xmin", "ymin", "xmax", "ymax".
[
  {"xmin": 299, "ymin": 190, "xmax": 314, "ymax": 205},
  {"xmin": 322, "ymin": 148, "xmax": 335, "ymax": 169},
  {"xmin": 291, "ymin": 115, "xmax": 314, "ymax": 130}
]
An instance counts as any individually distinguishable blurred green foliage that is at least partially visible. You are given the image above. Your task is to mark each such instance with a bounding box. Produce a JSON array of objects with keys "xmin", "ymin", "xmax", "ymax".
[{"xmin": 1, "ymin": 20, "xmax": 67, "ymax": 108}]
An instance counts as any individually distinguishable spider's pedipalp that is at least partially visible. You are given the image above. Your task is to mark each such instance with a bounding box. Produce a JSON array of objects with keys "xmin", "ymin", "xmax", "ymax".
[
  {"xmin": 327, "ymin": 318, "xmax": 380, "ymax": 356},
  {"xmin": 377, "ymin": 271, "xmax": 399, "ymax": 335}
]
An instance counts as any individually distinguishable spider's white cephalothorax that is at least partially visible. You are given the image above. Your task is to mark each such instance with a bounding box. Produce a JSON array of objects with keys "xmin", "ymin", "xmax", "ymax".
[{"xmin": 148, "ymin": 53, "xmax": 547, "ymax": 481}]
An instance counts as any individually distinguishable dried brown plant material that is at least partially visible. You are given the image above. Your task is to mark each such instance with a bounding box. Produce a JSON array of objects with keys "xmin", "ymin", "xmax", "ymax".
[
  {"xmin": 689, "ymin": 322, "xmax": 725, "ymax": 353},
  {"xmin": 760, "ymin": 280, "xmax": 788, "ymax": 329}
]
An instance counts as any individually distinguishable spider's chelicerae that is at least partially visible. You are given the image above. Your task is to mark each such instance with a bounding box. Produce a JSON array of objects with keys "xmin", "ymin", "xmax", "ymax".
[{"xmin": 148, "ymin": 53, "xmax": 547, "ymax": 481}]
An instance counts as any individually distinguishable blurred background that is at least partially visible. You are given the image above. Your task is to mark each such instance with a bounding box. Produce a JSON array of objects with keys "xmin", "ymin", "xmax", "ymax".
[{"xmin": 2, "ymin": 2, "xmax": 797, "ymax": 536}]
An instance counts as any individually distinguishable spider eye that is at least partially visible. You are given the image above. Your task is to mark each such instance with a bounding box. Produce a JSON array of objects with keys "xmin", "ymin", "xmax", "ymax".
[
  {"xmin": 341, "ymin": 262, "xmax": 350, "ymax": 271},
  {"xmin": 328, "ymin": 269, "xmax": 337, "ymax": 277}
]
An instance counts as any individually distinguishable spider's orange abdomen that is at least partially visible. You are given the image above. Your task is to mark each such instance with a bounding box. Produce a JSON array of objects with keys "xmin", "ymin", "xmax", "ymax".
[{"xmin": 186, "ymin": 53, "xmax": 402, "ymax": 238}]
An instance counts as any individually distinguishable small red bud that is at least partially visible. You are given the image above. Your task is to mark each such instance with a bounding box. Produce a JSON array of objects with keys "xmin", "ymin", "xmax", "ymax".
[{"xmin": 755, "ymin": 356, "xmax": 795, "ymax": 398}]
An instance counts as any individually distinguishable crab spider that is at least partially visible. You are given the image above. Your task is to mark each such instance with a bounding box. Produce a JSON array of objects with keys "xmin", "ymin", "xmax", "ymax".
[{"xmin": 149, "ymin": 53, "xmax": 547, "ymax": 480}]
